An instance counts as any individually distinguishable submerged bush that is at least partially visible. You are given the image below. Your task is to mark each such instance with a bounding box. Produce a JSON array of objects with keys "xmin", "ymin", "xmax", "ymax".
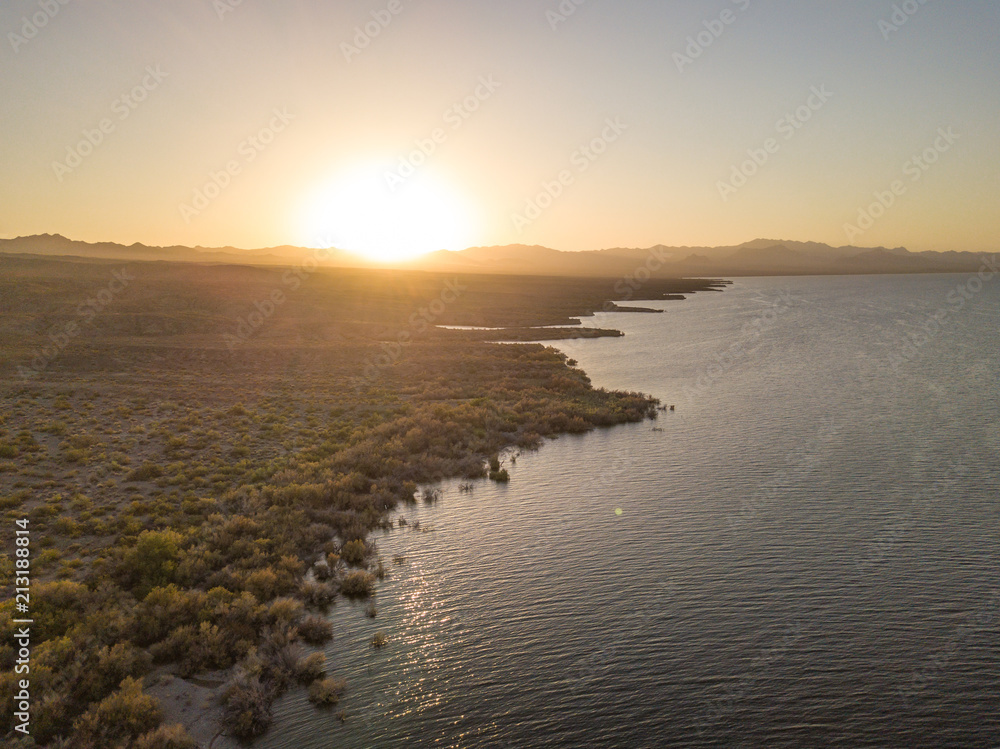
[
  {"xmin": 295, "ymin": 652, "xmax": 327, "ymax": 684},
  {"xmin": 307, "ymin": 677, "xmax": 346, "ymax": 705},
  {"xmin": 298, "ymin": 614, "xmax": 333, "ymax": 645},
  {"xmin": 300, "ymin": 580, "xmax": 338, "ymax": 608},
  {"xmin": 340, "ymin": 571, "xmax": 375, "ymax": 598}
]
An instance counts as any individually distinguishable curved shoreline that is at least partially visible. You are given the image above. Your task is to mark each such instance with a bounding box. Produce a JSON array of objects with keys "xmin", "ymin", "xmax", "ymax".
[{"xmin": 0, "ymin": 256, "xmax": 726, "ymax": 747}]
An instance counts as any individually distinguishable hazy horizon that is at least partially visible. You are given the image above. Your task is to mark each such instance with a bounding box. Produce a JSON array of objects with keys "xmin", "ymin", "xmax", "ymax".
[{"xmin": 3, "ymin": 0, "xmax": 999, "ymax": 260}]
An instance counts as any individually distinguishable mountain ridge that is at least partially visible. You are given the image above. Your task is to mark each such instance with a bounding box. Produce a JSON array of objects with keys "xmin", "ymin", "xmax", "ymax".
[{"xmin": 0, "ymin": 234, "xmax": 992, "ymax": 277}]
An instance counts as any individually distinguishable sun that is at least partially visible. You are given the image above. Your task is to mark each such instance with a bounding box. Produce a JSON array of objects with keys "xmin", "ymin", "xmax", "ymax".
[{"xmin": 299, "ymin": 166, "xmax": 478, "ymax": 263}]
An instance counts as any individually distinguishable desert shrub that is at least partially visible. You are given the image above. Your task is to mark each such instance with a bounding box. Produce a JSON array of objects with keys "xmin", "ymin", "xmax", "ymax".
[
  {"xmin": 295, "ymin": 652, "xmax": 326, "ymax": 683},
  {"xmin": 72, "ymin": 677, "xmax": 162, "ymax": 749},
  {"xmin": 33, "ymin": 580, "xmax": 90, "ymax": 640},
  {"xmin": 268, "ymin": 597, "xmax": 305, "ymax": 624},
  {"xmin": 297, "ymin": 615, "xmax": 333, "ymax": 645},
  {"xmin": 263, "ymin": 644, "xmax": 299, "ymax": 692},
  {"xmin": 127, "ymin": 530, "xmax": 183, "ymax": 596},
  {"xmin": 126, "ymin": 462, "xmax": 164, "ymax": 482},
  {"xmin": 340, "ymin": 571, "xmax": 375, "ymax": 598},
  {"xmin": 307, "ymin": 677, "xmax": 346, "ymax": 705},
  {"xmin": 244, "ymin": 568, "xmax": 282, "ymax": 601},
  {"xmin": 134, "ymin": 723, "xmax": 198, "ymax": 749},
  {"xmin": 221, "ymin": 672, "xmax": 271, "ymax": 740},
  {"xmin": 300, "ymin": 580, "xmax": 337, "ymax": 608},
  {"xmin": 76, "ymin": 642, "xmax": 152, "ymax": 703},
  {"xmin": 339, "ymin": 539, "xmax": 367, "ymax": 567},
  {"xmin": 152, "ymin": 621, "xmax": 235, "ymax": 676},
  {"xmin": 133, "ymin": 585, "xmax": 207, "ymax": 645}
]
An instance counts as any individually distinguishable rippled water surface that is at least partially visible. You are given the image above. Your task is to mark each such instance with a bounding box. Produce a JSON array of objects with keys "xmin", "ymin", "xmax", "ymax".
[{"xmin": 261, "ymin": 274, "xmax": 1000, "ymax": 748}]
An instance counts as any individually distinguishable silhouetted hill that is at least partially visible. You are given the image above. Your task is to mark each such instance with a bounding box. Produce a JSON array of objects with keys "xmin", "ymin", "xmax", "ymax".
[{"xmin": 0, "ymin": 234, "xmax": 991, "ymax": 278}]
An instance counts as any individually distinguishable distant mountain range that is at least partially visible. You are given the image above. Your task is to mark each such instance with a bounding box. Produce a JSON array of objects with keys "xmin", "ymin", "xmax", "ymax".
[{"xmin": 0, "ymin": 234, "xmax": 993, "ymax": 278}]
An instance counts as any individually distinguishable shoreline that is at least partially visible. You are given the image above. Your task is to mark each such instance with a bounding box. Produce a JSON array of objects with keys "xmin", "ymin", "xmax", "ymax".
[{"xmin": 0, "ymin": 255, "xmax": 726, "ymax": 747}]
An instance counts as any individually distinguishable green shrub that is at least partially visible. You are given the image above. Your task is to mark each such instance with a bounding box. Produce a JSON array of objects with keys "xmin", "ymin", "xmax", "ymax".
[{"xmin": 128, "ymin": 530, "xmax": 183, "ymax": 595}]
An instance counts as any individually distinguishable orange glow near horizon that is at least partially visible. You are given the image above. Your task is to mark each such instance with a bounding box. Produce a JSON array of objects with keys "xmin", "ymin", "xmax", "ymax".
[{"xmin": 298, "ymin": 167, "xmax": 480, "ymax": 263}]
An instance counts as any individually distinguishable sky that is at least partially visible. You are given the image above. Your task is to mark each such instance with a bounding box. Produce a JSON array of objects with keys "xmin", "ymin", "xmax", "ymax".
[{"xmin": 2, "ymin": 0, "xmax": 999, "ymax": 260}]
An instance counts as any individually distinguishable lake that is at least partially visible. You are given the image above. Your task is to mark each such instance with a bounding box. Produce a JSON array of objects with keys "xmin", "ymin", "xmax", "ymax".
[{"xmin": 260, "ymin": 273, "xmax": 1000, "ymax": 748}]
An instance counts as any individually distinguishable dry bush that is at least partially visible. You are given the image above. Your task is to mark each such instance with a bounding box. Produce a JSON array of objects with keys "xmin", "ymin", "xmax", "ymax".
[
  {"xmin": 308, "ymin": 677, "xmax": 346, "ymax": 705},
  {"xmin": 298, "ymin": 614, "xmax": 333, "ymax": 645},
  {"xmin": 340, "ymin": 571, "xmax": 375, "ymax": 598},
  {"xmin": 295, "ymin": 652, "xmax": 327, "ymax": 683}
]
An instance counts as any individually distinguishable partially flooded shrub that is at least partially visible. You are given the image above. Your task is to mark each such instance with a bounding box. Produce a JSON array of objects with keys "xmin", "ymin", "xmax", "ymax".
[
  {"xmin": 340, "ymin": 571, "xmax": 375, "ymax": 598},
  {"xmin": 307, "ymin": 677, "xmax": 346, "ymax": 705},
  {"xmin": 300, "ymin": 580, "xmax": 338, "ymax": 608},
  {"xmin": 295, "ymin": 652, "xmax": 327, "ymax": 684},
  {"xmin": 298, "ymin": 614, "xmax": 333, "ymax": 645}
]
